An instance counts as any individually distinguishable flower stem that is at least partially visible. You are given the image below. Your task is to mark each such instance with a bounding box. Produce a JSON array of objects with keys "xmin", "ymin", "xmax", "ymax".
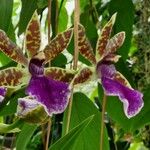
[
  {"xmin": 65, "ymin": 0, "xmax": 80, "ymax": 134},
  {"xmin": 45, "ymin": 118, "xmax": 51, "ymax": 150},
  {"xmin": 100, "ymin": 94, "xmax": 107, "ymax": 150},
  {"xmin": 47, "ymin": 0, "xmax": 52, "ymax": 43}
]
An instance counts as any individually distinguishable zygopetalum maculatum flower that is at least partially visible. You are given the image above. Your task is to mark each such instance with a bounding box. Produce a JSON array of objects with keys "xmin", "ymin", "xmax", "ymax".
[
  {"xmin": 0, "ymin": 11, "xmax": 83, "ymax": 123},
  {"xmin": 77, "ymin": 13, "xmax": 144, "ymax": 118}
]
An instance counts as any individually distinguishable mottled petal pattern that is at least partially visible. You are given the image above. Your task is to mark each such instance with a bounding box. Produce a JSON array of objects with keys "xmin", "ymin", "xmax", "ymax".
[
  {"xmin": 74, "ymin": 67, "xmax": 94, "ymax": 85},
  {"xmin": 43, "ymin": 28, "xmax": 73, "ymax": 63},
  {"xmin": 26, "ymin": 76, "xmax": 70, "ymax": 116},
  {"xmin": 106, "ymin": 32, "xmax": 125, "ymax": 55},
  {"xmin": 101, "ymin": 77, "xmax": 144, "ymax": 118},
  {"xmin": 78, "ymin": 24, "xmax": 96, "ymax": 64},
  {"xmin": 0, "ymin": 67, "xmax": 29, "ymax": 88},
  {"xmin": 0, "ymin": 30, "xmax": 28, "ymax": 66},
  {"xmin": 0, "ymin": 87, "xmax": 7, "ymax": 102},
  {"xmin": 96, "ymin": 13, "xmax": 117, "ymax": 61},
  {"xmin": 45, "ymin": 67, "xmax": 75, "ymax": 83},
  {"xmin": 25, "ymin": 11, "xmax": 41, "ymax": 58}
]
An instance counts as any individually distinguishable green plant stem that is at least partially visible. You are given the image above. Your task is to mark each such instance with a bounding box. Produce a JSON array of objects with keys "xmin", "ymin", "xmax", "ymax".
[
  {"xmin": 65, "ymin": 0, "xmax": 80, "ymax": 134},
  {"xmin": 45, "ymin": 118, "xmax": 51, "ymax": 150},
  {"xmin": 65, "ymin": 89, "xmax": 74, "ymax": 133},
  {"xmin": 47, "ymin": 0, "xmax": 52, "ymax": 43},
  {"xmin": 100, "ymin": 94, "xmax": 107, "ymax": 150}
]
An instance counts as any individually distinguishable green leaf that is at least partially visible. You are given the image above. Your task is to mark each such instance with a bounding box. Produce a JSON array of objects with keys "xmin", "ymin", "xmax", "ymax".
[
  {"xmin": 16, "ymin": 123, "xmax": 37, "ymax": 150},
  {"xmin": 0, "ymin": 88, "xmax": 26, "ymax": 116},
  {"xmin": 62, "ymin": 92, "xmax": 109, "ymax": 150},
  {"xmin": 0, "ymin": 119, "xmax": 23, "ymax": 133},
  {"xmin": 51, "ymin": 53, "xmax": 67, "ymax": 67},
  {"xmin": 0, "ymin": 0, "xmax": 13, "ymax": 32},
  {"xmin": 18, "ymin": 0, "xmax": 37, "ymax": 35},
  {"xmin": 108, "ymin": 0, "xmax": 134, "ymax": 60},
  {"xmin": 50, "ymin": 115, "xmax": 94, "ymax": 150},
  {"xmin": 37, "ymin": 0, "xmax": 48, "ymax": 9},
  {"xmin": 58, "ymin": 6, "xmax": 68, "ymax": 33},
  {"xmin": 98, "ymin": 84, "xmax": 150, "ymax": 132},
  {"xmin": 0, "ymin": 0, "xmax": 13, "ymax": 66}
]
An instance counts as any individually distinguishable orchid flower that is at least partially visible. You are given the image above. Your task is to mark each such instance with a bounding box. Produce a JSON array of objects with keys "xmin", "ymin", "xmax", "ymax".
[
  {"xmin": 0, "ymin": 11, "xmax": 75, "ymax": 117},
  {"xmin": 77, "ymin": 13, "xmax": 144, "ymax": 118}
]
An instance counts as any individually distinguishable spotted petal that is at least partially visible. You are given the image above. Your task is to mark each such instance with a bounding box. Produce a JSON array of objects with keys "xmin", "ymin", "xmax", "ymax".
[
  {"xmin": 25, "ymin": 11, "xmax": 41, "ymax": 58},
  {"xmin": 0, "ymin": 30, "xmax": 28, "ymax": 66},
  {"xmin": 105, "ymin": 32, "xmax": 125, "ymax": 56},
  {"xmin": 78, "ymin": 24, "xmax": 96, "ymax": 64},
  {"xmin": 43, "ymin": 28, "xmax": 73, "ymax": 63},
  {"xmin": 96, "ymin": 13, "xmax": 117, "ymax": 61},
  {"xmin": 0, "ymin": 67, "xmax": 29, "ymax": 88},
  {"xmin": 101, "ymin": 76, "xmax": 144, "ymax": 118},
  {"xmin": 26, "ymin": 76, "xmax": 70, "ymax": 116},
  {"xmin": 0, "ymin": 87, "xmax": 7, "ymax": 103},
  {"xmin": 45, "ymin": 67, "xmax": 76, "ymax": 83},
  {"xmin": 74, "ymin": 67, "xmax": 94, "ymax": 85}
]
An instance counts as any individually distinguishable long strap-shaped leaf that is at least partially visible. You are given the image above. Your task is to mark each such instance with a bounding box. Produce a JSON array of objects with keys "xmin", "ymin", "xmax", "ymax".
[
  {"xmin": 78, "ymin": 24, "xmax": 96, "ymax": 65},
  {"xmin": 43, "ymin": 28, "xmax": 73, "ymax": 63},
  {"xmin": 96, "ymin": 13, "xmax": 117, "ymax": 61},
  {"xmin": 25, "ymin": 11, "xmax": 41, "ymax": 58},
  {"xmin": 0, "ymin": 67, "xmax": 29, "ymax": 88},
  {"xmin": 0, "ymin": 30, "xmax": 28, "ymax": 66}
]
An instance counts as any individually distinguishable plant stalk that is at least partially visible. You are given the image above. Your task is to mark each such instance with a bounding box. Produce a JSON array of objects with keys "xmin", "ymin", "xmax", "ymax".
[
  {"xmin": 65, "ymin": 0, "xmax": 80, "ymax": 134},
  {"xmin": 100, "ymin": 94, "xmax": 107, "ymax": 150}
]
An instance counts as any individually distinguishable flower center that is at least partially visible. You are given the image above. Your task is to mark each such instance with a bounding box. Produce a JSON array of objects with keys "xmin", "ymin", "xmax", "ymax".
[{"xmin": 29, "ymin": 58, "xmax": 45, "ymax": 76}]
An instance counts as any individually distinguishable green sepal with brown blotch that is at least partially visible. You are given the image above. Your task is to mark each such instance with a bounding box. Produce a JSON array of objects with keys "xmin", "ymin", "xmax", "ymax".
[
  {"xmin": 43, "ymin": 28, "xmax": 73, "ymax": 63},
  {"xmin": 0, "ymin": 67, "xmax": 30, "ymax": 88},
  {"xmin": 73, "ymin": 67, "xmax": 95, "ymax": 85},
  {"xmin": 25, "ymin": 11, "xmax": 41, "ymax": 58},
  {"xmin": 96, "ymin": 13, "xmax": 117, "ymax": 61},
  {"xmin": 106, "ymin": 32, "xmax": 125, "ymax": 56},
  {"xmin": 44, "ymin": 66, "xmax": 95, "ymax": 86},
  {"xmin": 0, "ymin": 30, "xmax": 28, "ymax": 66},
  {"xmin": 78, "ymin": 24, "xmax": 96, "ymax": 65},
  {"xmin": 45, "ymin": 67, "xmax": 76, "ymax": 83}
]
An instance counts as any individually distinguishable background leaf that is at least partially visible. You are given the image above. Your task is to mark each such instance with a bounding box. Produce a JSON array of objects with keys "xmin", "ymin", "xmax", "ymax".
[
  {"xmin": 16, "ymin": 123, "xmax": 37, "ymax": 150},
  {"xmin": 50, "ymin": 115, "xmax": 94, "ymax": 150},
  {"xmin": 18, "ymin": 0, "xmax": 37, "ymax": 35},
  {"xmin": 62, "ymin": 92, "xmax": 110, "ymax": 150},
  {"xmin": 108, "ymin": 0, "xmax": 134, "ymax": 60}
]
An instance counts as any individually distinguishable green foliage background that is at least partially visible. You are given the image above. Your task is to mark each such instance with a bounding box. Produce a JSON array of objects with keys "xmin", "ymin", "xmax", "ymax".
[{"xmin": 0, "ymin": 0, "xmax": 149, "ymax": 150}]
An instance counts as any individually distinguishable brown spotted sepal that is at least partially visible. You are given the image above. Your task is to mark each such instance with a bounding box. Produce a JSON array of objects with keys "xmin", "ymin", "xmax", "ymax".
[
  {"xmin": 25, "ymin": 11, "xmax": 41, "ymax": 58},
  {"xmin": 96, "ymin": 13, "xmax": 117, "ymax": 61},
  {"xmin": 44, "ymin": 67, "xmax": 76, "ymax": 83},
  {"xmin": 0, "ymin": 67, "xmax": 29, "ymax": 88},
  {"xmin": 0, "ymin": 30, "xmax": 28, "ymax": 66},
  {"xmin": 106, "ymin": 32, "xmax": 125, "ymax": 55},
  {"xmin": 43, "ymin": 28, "xmax": 73, "ymax": 63},
  {"xmin": 73, "ymin": 67, "xmax": 94, "ymax": 85},
  {"xmin": 78, "ymin": 24, "xmax": 96, "ymax": 65}
]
